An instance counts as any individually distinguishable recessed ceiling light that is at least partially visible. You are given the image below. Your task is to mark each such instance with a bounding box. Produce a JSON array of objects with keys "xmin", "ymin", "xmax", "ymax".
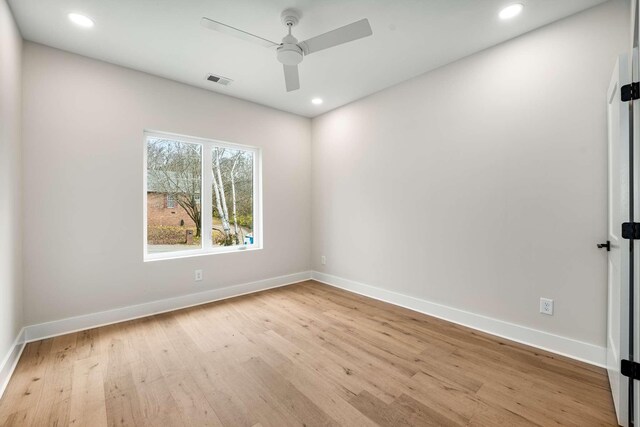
[
  {"xmin": 499, "ymin": 4, "xmax": 523, "ymax": 20},
  {"xmin": 311, "ymin": 98, "xmax": 323, "ymax": 105},
  {"xmin": 68, "ymin": 13, "xmax": 95, "ymax": 28}
]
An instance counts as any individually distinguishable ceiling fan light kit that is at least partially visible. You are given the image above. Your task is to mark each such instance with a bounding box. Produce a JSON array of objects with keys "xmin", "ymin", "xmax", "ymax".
[
  {"xmin": 277, "ymin": 35, "xmax": 303, "ymax": 66},
  {"xmin": 201, "ymin": 8, "xmax": 373, "ymax": 92}
]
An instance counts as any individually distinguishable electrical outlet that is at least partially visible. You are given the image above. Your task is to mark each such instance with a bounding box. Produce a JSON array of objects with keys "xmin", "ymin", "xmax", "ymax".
[
  {"xmin": 194, "ymin": 269, "xmax": 203, "ymax": 282},
  {"xmin": 540, "ymin": 298, "xmax": 553, "ymax": 315},
  {"xmin": 321, "ymin": 255, "xmax": 326, "ymax": 265}
]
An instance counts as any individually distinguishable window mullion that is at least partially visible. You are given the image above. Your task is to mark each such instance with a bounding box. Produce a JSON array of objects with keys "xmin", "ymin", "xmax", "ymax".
[
  {"xmin": 202, "ymin": 144, "xmax": 213, "ymax": 250},
  {"xmin": 253, "ymin": 149, "xmax": 262, "ymax": 248}
]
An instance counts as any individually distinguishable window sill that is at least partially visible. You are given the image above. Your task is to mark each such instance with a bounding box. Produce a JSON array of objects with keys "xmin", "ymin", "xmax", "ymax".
[{"xmin": 144, "ymin": 244, "xmax": 262, "ymax": 262}]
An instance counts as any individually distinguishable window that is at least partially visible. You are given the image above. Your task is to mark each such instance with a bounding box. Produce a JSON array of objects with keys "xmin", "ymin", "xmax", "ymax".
[
  {"xmin": 145, "ymin": 131, "xmax": 261, "ymax": 260},
  {"xmin": 166, "ymin": 194, "xmax": 176, "ymax": 209}
]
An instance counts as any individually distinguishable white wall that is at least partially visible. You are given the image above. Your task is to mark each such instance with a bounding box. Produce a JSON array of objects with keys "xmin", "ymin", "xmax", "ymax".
[
  {"xmin": 311, "ymin": 0, "xmax": 629, "ymax": 348},
  {"xmin": 21, "ymin": 43, "xmax": 311, "ymax": 325},
  {"xmin": 17, "ymin": 0, "xmax": 629, "ymax": 357},
  {"xmin": 0, "ymin": 0, "xmax": 23, "ymax": 362}
]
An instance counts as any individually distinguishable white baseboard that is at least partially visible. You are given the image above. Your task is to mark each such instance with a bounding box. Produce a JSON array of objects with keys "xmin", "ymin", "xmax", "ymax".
[
  {"xmin": 24, "ymin": 271, "xmax": 312, "ymax": 343},
  {"xmin": 0, "ymin": 328, "xmax": 26, "ymax": 399},
  {"xmin": 311, "ymin": 271, "xmax": 607, "ymax": 368},
  {"xmin": 4, "ymin": 269, "xmax": 604, "ymax": 400}
]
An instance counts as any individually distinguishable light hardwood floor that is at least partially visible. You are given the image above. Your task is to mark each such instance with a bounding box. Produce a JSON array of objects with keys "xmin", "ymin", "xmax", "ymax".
[{"xmin": 0, "ymin": 280, "xmax": 617, "ymax": 426}]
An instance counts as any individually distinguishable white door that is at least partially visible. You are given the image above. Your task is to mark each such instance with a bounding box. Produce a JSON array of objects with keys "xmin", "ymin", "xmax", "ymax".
[
  {"xmin": 633, "ymin": 9, "xmax": 640, "ymax": 424},
  {"xmin": 607, "ymin": 53, "xmax": 630, "ymax": 427}
]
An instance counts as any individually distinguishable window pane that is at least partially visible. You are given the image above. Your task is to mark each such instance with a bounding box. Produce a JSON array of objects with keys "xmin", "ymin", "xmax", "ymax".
[
  {"xmin": 211, "ymin": 147, "xmax": 254, "ymax": 247},
  {"xmin": 147, "ymin": 138, "xmax": 202, "ymax": 254},
  {"xmin": 166, "ymin": 194, "xmax": 176, "ymax": 209}
]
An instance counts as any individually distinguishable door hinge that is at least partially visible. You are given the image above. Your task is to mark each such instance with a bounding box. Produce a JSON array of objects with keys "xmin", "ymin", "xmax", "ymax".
[
  {"xmin": 622, "ymin": 222, "xmax": 640, "ymax": 239},
  {"xmin": 621, "ymin": 359, "xmax": 640, "ymax": 381},
  {"xmin": 622, "ymin": 82, "xmax": 640, "ymax": 102}
]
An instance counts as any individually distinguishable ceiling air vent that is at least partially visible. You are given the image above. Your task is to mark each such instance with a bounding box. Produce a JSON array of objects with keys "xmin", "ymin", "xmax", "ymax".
[{"xmin": 206, "ymin": 74, "xmax": 233, "ymax": 86}]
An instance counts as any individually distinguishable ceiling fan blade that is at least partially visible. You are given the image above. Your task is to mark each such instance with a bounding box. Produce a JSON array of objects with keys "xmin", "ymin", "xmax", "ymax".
[
  {"xmin": 298, "ymin": 18, "xmax": 372, "ymax": 55},
  {"xmin": 283, "ymin": 65, "xmax": 300, "ymax": 92},
  {"xmin": 200, "ymin": 17, "xmax": 280, "ymax": 48}
]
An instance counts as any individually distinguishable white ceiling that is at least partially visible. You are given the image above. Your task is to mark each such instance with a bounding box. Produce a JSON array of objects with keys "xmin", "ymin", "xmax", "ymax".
[{"xmin": 9, "ymin": 0, "xmax": 608, "ymax": 117}]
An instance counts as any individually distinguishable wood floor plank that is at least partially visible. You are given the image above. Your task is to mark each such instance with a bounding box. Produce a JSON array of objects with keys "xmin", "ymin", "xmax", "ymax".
[
  {"xmin": 349, "ymin": 390, "xmax": 414, "ymax": 426},
  {"xmin": 68, "ymin": 356, "xmax": 108, "ymax": 427},
  {"xmin": 390, "ymin": 393, "xmax": 466, "ymax": 426},
  {"xmin": 0, "ymin": 339, "xmax": 52, "ymax": 422},
  {"xmin": 273, "ymin": 361, "xmax": 378, "ymax": 426},
  {"xmin": 163, "ymin": 371, "xmax": 224, "ymax": 427},
  {"xmin": 242, "ymin": 356, "xmax": 339, "ymax": 426},
  {"xmin": 0, "ymin": 280, "xmax": 618, "ymax": 426}
]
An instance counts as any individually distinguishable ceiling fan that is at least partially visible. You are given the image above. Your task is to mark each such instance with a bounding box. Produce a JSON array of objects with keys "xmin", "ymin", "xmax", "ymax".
[{"xmin": 201, "ymin": 9, "xmax": 373, "ymax": 92}]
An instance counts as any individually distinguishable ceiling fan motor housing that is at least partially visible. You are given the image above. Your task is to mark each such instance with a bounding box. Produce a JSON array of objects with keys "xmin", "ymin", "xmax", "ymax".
[{"xmin": 277, "ymin": 34, "xmax": 303, "ymax": 65}]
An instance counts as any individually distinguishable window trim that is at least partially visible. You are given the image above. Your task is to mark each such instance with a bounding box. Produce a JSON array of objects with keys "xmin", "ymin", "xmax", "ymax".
[{"xmin": 143, "ymin": 129, "xmax": 262, "ymax": 262}]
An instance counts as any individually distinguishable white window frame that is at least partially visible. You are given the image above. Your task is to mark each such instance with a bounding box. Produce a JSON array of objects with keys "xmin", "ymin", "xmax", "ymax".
[{"xmin": 143, "ymin": 130, "xmax": 263, "ymax": 261}]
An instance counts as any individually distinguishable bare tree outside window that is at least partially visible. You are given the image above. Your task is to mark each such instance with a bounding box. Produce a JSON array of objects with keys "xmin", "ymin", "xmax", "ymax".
[{"xmin": 211, "ymin": 147, "xmax": 254, "ymax": 246}]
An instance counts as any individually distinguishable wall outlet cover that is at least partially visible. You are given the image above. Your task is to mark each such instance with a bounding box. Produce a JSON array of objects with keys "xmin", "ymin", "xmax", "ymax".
[
  {"xmin": 195, "ymin": 269, "xmax": 203, "ymax": 281},
  {"xmin": 540, "ymin": 298, "xmax": 553, "ymax": 315}
]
